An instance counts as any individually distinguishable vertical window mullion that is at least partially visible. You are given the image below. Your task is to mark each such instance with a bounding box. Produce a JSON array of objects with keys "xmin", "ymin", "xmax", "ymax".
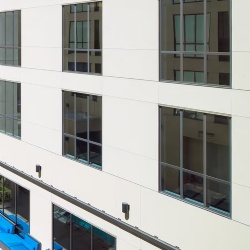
[
  {"xmin": 74, "ymin": 5, "xmax": 76, "ymax": 72},
  {"xmin": 203, "ymin": 114, "xmax": 207, "ymax": 207},
  {"xmin": 180, "ymin": 110, "xmax": 183, "ymax": 198},
  {"xmin": 87, "ymin": 95, "xmax": 90, "ymax": 163},
  {"xmin": 14, "ymin": 184, "xmax": 17, "ymax": 225},
  {"xmin": 91, "ymin": 225, "xmax": 93, "ymax": 250},
  {"xmin": 74, "ymin": 94, "xmax": 76, "ymax": 158},
  {"xmin": 159, "ymin": 107, "xmax": 162, "ymax": 191},
  {"xmin": 87, "ymin": 4, "xmax": 90, "ymax": 73},
  {"xmin": 204, "ymin": 0, "xmax": 207, "ymax": 83},
  {"xmin": 70, "ymin": 214, "xmax": 72, "ymax": 250},
  {"xmin": 180, "ymin": 0, "xmax": 183, "ymax": 81}
]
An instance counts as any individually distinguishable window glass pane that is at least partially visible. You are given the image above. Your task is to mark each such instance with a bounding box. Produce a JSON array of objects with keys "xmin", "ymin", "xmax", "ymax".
[
  {"xmin": 161, "ymin": 0, "xmax": 180, "ymax": 51},
  {"xmin": 0, "ymin": 81, "xmax": 5, "ymax": 115},
  {"xmin": 64, "ymin": 92, "xmax": 75, "ymax": 136},
  {"xmin": 63, "ymin": 5, "xmax": 73, "ymax": 49},
  {"xmin": 6, "ymin": 48, "xmax": 14, "ymax": 65},
  {"xmin": 161, "ymin": 107, "xmax": 180, "ymax": 167},
  {"xmin": 89, "ymin": 95, "xmax": 102, "ymax": 143},
  {"xmin": 196, "ymin": 14, "xmax": 204, "ymax": 43},
  {"xmin": 64, "ymin": 136, "xmax": 75, "ymax": 159},
  {"xmin": 13, "ymin": 83, "xmax": 21, "ymax": 119},
  {"xmin": 6, "ymin": 82, "xmax": 14, "ymax": 117},
  {"xmin": 206, "ymin": 114, "xmax": 230, "ymax": 181},
  {"xmin": 76, "ymin": 51, "xmax": 88, "ymax": 72},
  {"xmin": 160, "ymin": 165, "xmax": 180, "ymax": 196},
  {"xmin": 14, "ymin": 11, "xmax": 20, "ymax": 47},
  {"xmin": 183, "ymin": 171, "xmax": 203, "ymax": 204},
  {"xmin": 0, "ymin": 13, "xmax": 5, "ymax": 47},
  {"xmin": 76, "ymin": 139, "xmax": 88, "ymax": 163},
  {"xmin": 207, "ymin": 55, "xmax": 230, "ymax": 85},
  {"xmin": 206, "ymin": 178, "xmax": 230, "ymax": 214},
  {"xmin": 89, "ymin": 144, "xmax": 101, "ymax": 168},
  {"xmin": 183, "ymin": 55, "xmax": 204, "ymax": 83},
  {"xmin": 0, "ymin": 48, "xmax": 5, "ymax": 65},
  {"xmin": 3, "ymin": 178, "xmax": 15, "ymax": 223},
  {"xmin": 89, "ymin": 2, "xmax": 102, "ymax": 50},
  {"xmin": 14, "ymin": 119, "xmax": 21, "ymax": 138},
  {"xmin": 207, "ymin": 0, "xmax": 230, "ymax": 52},
  {"xmin": 72, "ymin": 216, "xmax": 91, "ymax": 250},
  {"xmin": 6, "ymin": 12, "xmax": 14, "ymax": 47},
  {"xmin": 93, "ymin": 226, "xmax": 116, "ymax": 250},
  {"xmin": 53, "ymin": 205, "xmax": 70, "ymax": 250},
  {"xmin": 6, "ymin": 118, "xmax": 13, "ymax": 135},
  {"xmin": 64, "ymin": 50, "xmax": 75, "ymax": 71},
  {"xmin": 0, "ymin": 116, "xmax": 5, "ymax": 133},
  {"xmin": 76, "ymin": 4, "xmax": 88, "ymax": 49},
  {"xmin": 185, "ymin": 15, "xmax": 195, "ymax": 44},
  {"xmin": 89, "ymin": 51, "xmax": 102, "ymax": 74},
  {"xmin": 183, "ymin": 111, "xmax": 203, "ymax": 174},
  {"xmin": 161, "ymin": 53, "xmax": 180, "ymax": 81},
  {"xmin": 16, "ymin": 186, "xmax": 30, "ymax": 233},
  {"xmin": 76, "ymin": 93, "xmax": 87, "ymax": 139}
]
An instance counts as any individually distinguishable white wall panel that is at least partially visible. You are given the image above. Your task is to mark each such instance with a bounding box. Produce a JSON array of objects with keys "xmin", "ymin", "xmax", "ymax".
[
  {"xmin": 159, "ymin": 82, "xmax": 232, "ymax": 116},
  {"xmin": 103, "ymin": 76, "xmax": 158, "ymax": 103},
  {"xmin": 232, "ymin": 89, "xmax": 250, "ymax": 118},
  {"xmin": 103, "ymin": 49, "xmax": 158, "ymax": 81},
  {"xmin": 103, "ymin": 96, "xmax": 158, "ymax": 160},
  {"xmin": 103, "ymin": 0, "xmax": 158, "ymax": 50},
  {"xmin": 103, "ymin": 145, "xmax": 158, "ymax": 191},
  {"xmin": 0, "ymin": 66, "xmax": 21, "ymax": 83},
  {"xmin": 22, "ymin": 5, "xmax": 61, "ymax": 48}
]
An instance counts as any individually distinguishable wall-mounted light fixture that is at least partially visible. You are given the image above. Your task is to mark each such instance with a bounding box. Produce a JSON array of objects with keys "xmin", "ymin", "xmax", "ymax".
[
  {"xmin": 36, "ymin": 164, "xmax": 42, "ymax": 178},
  {"xmin": 122, "ymin": 202, "xmax": 130, "ymax": 220}
]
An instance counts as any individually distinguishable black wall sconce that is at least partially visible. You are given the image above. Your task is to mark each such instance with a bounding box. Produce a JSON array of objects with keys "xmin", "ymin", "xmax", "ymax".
[
  {"xmin": 36, "ymin": 164, "xmax": 42, "ymax": 178},
  {"xmin": 122, "ymin": 202, "xmax": 130, "ymax": 220}
]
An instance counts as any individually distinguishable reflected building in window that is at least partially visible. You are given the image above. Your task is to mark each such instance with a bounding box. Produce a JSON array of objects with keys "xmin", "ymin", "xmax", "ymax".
[
  {"xmin": 63, "ymin": 2, "xmax": 102, "ymax": 74},
  {"xmin": 160, "ymin": 0, "xmax": 230, "ymax": 86}
]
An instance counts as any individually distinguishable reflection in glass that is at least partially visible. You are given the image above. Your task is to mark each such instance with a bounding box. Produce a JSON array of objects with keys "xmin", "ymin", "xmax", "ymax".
[
  {"xmin": 206, "ymin": 114, "xmax": 230, "ymax": 181},
  {"xmin": 161, "ymin": 107, "xmax": 180, "ymax": 167},
  {"xmin": 161, "ymin": 165, "xmax": 180, "ymax": 196},
  {"xmin": 0, "ymin": 116, "xmax": 5, "ymax": 132},
  {"xmin": 89, "ymin": 96, "xmax": 102, "ymax": 143},
  {"xmin": 206, "ymin": 178, "xmax": 230, "ymax": 214},
  {"xmin": 183, "ymin": 171, "xmax": 203, "ymax": 204},
  {"xmin": 53, "ymin": 205, "xmax": 70, "ymax": 250},
  {"xmin": 0, "ymin": 13, "xmax": 5, "ymax": 47},
  {"xmin": 14, "ymin": 120, "xmax": 21, "ymax": 138},
  {"xmin": 6, "ymin": 12, "xmax": 14, "ymax": 47},
  {"xmin": 93, "ymin": 226, "xmax": 116, "ymax": 250},
  {"xmin": 89, "ymin": 144, "xmax": 101, "ymax": 167},
  {"xmin": 76, "ymin": 51, "xmax": 88, "ymax": 72},
  {"xmin": 63, "ymin": 50, "xmax": 75, "ymax": 71},
  {"xmin": 76, "ymin": 93, "xmax": 88, "ymax": 139},
  {"xmin": 63, "ymin": 5, "xmax": 73, "ymax": 49},
  {"xmin": 64, "ymin": 91, "xmax": 75, "ymax": 135},
  {"xmin": 6, "ymin": 118, "xmax": 13, "ymax": 135},
  {"xmin": 161, "ymin": 53, "xmax": 180, "ymax": 81},
  {"xmin": 0, "ymin": 48, "xmax": 5, "ymax": 65},
  {"xmin": 6, "ymin": 82, "xmax": 14, "ymax": 114},
  {"xmin": 0, "ymin": 81, "xmax": 5, "ymax": 115},
  {"xmin": 14, "ymin": 83, "xmax": 21, "ymax": 119},
  {"xmin": 16, "ymin": 186, "xmax": 30, "ymax": 233},
  {"xmin": 6, "ymin": 48, "xmax": 14, "ymax": 65},
  {"xmin": 89, "ymin": 51, "xmax": 102, "ymax": 74},
  {"xmin": 76, "ymin": 139, "xmax": 87, "ymax": 163},
  {"xmin": 183, "ymin": 111, "xmax": 203, "ymax": 173},
  {"xmin": 207, "ymin": 55, "xmax": 230, "ymax": 85},
  {"xmin": 64, "ymin": 136, "xmax": 75, "ymax": 159},
  {"xmin": 72, "ymin": 216, "xmax": 91, "ymax": 250},
  {"xmin": 3, "ymin": 178, "xmax": 15, "ymax": 223}
]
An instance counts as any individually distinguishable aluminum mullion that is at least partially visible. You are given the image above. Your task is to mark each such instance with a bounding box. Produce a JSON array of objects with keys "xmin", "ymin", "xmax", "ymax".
[
  {"xmin": 74, "ymin": 5, "xmax": 76, "ymax": 72},
  {"xmin": 87, "ymin": 95, "xmax": 90, "ymax": 163},
  {"xmin": 159, "ymin": 0, "xmax": 162, "ymax": 81},
  {"xmin": 180, "ymin": 110, "xmax": 183, "ymax": 198},
  {"xmin": 159, "ymin": 107, "xmax": 162, "ymax": 191},
  {"xmin": 74, "ymin": 94, "xmax": 76, "ymax": 158},
  {"xmin": 180, "ymin": 0, "xmax": 183, "ymax": 81},
  {"xmin": 204, "ymin": 0, "xmax": 207, "ymax": 84},
  {"xmin": 203, "ymin": 114, "xmax": 207, "ymax": 207},
  {"xmin": 87, "ymin": 4, "xmax": 90, "ymax": 73},
  {"xmin": 70, "ymin": 214, "xmax": 72, "ymax": 250}
]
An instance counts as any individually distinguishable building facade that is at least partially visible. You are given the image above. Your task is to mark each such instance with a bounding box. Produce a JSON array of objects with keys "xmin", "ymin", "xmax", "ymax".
[{"xmin": 0, "ymin": 0, "xmax": 249, "ymax": 249}]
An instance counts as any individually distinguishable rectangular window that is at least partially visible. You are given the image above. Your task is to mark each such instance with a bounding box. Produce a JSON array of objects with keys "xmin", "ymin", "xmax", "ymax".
[
  {"xmin": 0, "ymin": 80, "xmax": 21, "ymax": 139},
  {"xmin": 53, "ymin": 205, "xmax": 116, "ymax": 250},
  {"xmin": 0, "ymin": 175, "xmax": 30, "ymax": 233},
  {"xmin": 160, "ymin": 0, "xmax": 230, "ymax": 86},
  {"xmin": 63, "ymin": 91, "xmax": 102, "ymax": 169},
  {"xmin": 0, "ymin": 10, "xmax": 21, "ymax": 66},
  {"xmin": 160, "ymin": 106, "xmax": 231, "ymax": 216},
  {"xmin": 63, "ymin": 2, "xmax": 102, "ymax": 74}
]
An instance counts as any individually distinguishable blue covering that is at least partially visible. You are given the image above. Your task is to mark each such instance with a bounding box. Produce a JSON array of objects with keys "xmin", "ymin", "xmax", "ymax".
[
  {"xmin": 0, "ymin": 214, "xmax": 15, "ymax": 234},
  {"xmin": 0, "ymin": 233, "xmax": 40, "ymax": 250}
]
